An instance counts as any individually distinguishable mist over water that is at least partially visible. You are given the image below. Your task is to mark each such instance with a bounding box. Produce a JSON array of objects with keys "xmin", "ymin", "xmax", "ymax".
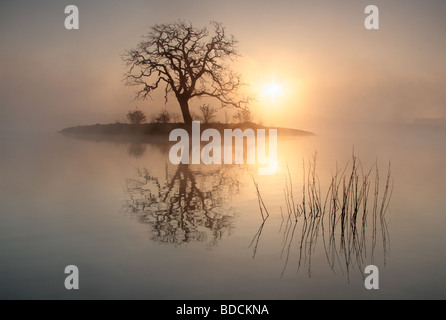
[{"xmin": 1, "ymin": 122, "xmax": 445, "ymax": 299}]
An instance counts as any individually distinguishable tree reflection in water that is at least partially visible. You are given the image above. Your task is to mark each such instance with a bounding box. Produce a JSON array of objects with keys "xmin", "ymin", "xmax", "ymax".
[
  {"xmin": 127, "ymin": 143, "xmax": 147, "ymax": 159},
  {"xmin": 122, "ymin": 163, "xmax": 243, "ymax": 247}
]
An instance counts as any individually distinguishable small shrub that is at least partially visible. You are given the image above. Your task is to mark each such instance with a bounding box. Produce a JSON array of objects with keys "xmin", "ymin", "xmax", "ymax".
[
  {"xmin": 126, "ymin": 109, "xmax": 146, "ymax": 124},
  {"xmin": 233, "ymin": 108, "xmax": 254, "ymax": 123},
  {"xmin": 151, "ymin": 108, "xmax": 172, "ymax": 123},
  {"xmin": 199, "ymin": 104, "xmax": 218, "ymax": 124}
]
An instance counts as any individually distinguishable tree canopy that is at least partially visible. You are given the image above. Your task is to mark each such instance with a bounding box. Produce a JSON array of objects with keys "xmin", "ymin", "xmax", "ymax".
[{"xmin": 123, "ymin": 21, "xmax": 250, "ymax": 125}]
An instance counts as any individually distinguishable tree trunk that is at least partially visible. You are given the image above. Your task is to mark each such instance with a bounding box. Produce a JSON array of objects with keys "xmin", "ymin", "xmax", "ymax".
[{"xmin": 179, "ymin": 98, "xmax": 193, "ymax": 125}]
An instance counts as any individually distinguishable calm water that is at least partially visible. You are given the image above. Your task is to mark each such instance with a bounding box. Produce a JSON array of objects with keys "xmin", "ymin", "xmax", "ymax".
[{"xmin": 1, "ymin": 123, "xmax": 445, "ymax": 299}]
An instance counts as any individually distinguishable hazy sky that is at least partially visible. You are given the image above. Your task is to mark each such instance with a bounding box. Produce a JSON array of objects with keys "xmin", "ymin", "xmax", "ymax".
[{"xmin": 1, "ymin": 0, "xmax": 445, "ymax": 133}]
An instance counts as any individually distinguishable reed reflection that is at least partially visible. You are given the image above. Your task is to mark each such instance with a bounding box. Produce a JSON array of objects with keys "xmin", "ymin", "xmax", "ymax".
[
  {"xmin": 123, "ymin": 162, "xmax": 244, "ymax": 246},
  {"xmin": 253, "ymin": 153, "xmax": 392, "ymax": 280}
]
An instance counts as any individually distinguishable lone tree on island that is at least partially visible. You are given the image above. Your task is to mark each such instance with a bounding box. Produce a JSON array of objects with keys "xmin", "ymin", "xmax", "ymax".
[{"xmin": 123, "ymin": 21, "xmax": 250, "ymax": 125}]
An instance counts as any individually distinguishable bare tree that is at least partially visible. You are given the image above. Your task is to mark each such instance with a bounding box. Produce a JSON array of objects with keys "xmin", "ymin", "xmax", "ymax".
[
  {"xmin": 199, "ymin": 104, "xmax": 218, "ymax": 124},
  {"xmin": 123, "ymin": 21, "xmax": 250, "ymax": 125},
  {"xmin": 233, "ymin": 108, "xmax": 254, "ymax": 123},
  {"xmin": 123, "ymin": 164, "xmax": 243, "ymax": 246}
]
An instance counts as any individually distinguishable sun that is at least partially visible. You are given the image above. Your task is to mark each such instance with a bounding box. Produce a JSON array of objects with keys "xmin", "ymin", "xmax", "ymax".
[{"xmin": 262, "ymin": 82, "xmax": 283, "ymax": 100}]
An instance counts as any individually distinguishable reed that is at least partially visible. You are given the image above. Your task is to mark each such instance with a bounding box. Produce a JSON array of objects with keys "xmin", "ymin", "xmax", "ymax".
[
  {"xmin": 249, "ymin": 176, "xmax": 270, "ymax": 258},
  {"xmin": 254, "ymin": 151, "xmax": 393, "ymax": 278}
]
